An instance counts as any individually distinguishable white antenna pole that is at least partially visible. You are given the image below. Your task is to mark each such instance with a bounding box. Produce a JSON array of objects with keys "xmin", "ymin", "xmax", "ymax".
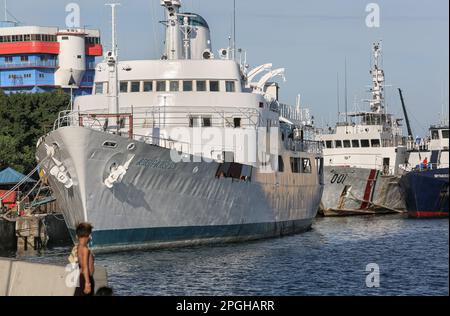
[
  {"xmin": 106, "ymin": 3, "xmax": 120, "ymax": 57},
  {"xmin": 4, "ymin": 0, "xmax": 7, "ymax": 21},
  {"xmin": 233, "ymin": 0, "xmax": 236, "ymax": 60}
]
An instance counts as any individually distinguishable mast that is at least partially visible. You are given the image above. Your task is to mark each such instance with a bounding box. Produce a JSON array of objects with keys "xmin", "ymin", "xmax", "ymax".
[
  {"xmin": 344, "ymin": 58, "xmax": 348, "ymax": 125},
  {"xmin": 398, "ymin": 88, "xmax": 413, "ymax": 139},
  {"xmin": 4, "ymin": 0, "xmax": 7, "ymax": 21},
  {"xmin": 105, "ymin": 3, "xmax": 120, "ymax": 132},
  {"xmin": 161, "ymin": 0, "xmax": 182, "ymax": 60},
  {"xmin": 233, "ymin": 0, "xmax": 236, "ymax": 60},
  {"xmin": 337, "ymin": 72, "xmax": 340, "ymax": 122},
  {"xmin": 369, "ymin": 41, "xmax": 385, "ymax": 114}
]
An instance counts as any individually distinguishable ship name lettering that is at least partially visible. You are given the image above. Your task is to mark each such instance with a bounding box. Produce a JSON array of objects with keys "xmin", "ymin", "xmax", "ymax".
[{"xmin": 136, "ymin": 159, "xmax": 176, "ymax": 169}]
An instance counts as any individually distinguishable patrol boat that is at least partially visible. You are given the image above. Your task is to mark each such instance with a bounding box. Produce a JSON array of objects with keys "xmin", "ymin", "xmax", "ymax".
[
  {"xmin": 399, "ymin": 121, "xmax": 449, "ymax": 218},
  {"xmin": 35, "ymin": 0, "xmax": 324, "ymax": 251},
  {"xmin": 317, "ymin": 42, "xmax": 408, "ymax": 216}
]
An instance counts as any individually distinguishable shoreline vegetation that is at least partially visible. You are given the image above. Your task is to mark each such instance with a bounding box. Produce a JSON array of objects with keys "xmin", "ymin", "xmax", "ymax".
[{"xmin": 0, "ymin": 89, "xmax": 70, "ymax": 175}]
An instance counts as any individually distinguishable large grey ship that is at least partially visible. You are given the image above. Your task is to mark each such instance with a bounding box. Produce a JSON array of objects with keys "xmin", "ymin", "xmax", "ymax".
[{"xmin": 35, "ymin": 0, "xmax": 324, "ymax": 251}]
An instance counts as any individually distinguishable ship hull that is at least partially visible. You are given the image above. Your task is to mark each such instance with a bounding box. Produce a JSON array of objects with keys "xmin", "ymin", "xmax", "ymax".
[
  {"xmin": 36, "ymin": 126, "xmax": 323, "ymax": 252},
  {"xmin": 320, "ymin": 166, "xmax": 406, "ymax": 216},
  {"xmin": 399, "ymin": 168, "xmax": 449, "ymax": 218}
]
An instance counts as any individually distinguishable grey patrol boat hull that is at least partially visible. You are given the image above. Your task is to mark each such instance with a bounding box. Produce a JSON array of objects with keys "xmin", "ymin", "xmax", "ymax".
[
  {"xmin": 36, "ymin": 126, "xmax": 324, "ymax": 252},
  {"xmin": 320, "ymin": 166, "xmax": 406, "ymax": 216}
]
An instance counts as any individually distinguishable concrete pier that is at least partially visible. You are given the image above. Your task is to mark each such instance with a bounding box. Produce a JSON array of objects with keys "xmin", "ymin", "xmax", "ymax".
[{"xmin": 0, "ymin": 257, "xmax": 108, "ymax": 296}]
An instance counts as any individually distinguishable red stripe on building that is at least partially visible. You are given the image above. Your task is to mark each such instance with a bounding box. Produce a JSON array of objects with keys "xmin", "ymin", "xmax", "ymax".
[
  {"xmin": 0, "ymin": 42, "xmax": 60, "ymax": 54},
  {"xmin": 86, "ymin": 44, "xmax": 103, "ymax": 56},
  {"xmin": 360, "ymin": 169, "xmax": 378, "ymax": 210},
  {"xmin": 409, "ymin": 211, "xmax": 449, "ymax": 218}
]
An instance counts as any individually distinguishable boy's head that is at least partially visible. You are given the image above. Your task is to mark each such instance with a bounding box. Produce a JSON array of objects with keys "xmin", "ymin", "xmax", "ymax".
[{"xmin": 76, "ymin": 222, "xmax": 93, "ymax": 239}]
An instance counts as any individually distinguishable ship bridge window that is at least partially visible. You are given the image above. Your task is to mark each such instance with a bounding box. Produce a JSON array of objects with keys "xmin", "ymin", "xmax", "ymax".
[
  {"xmin": 442, "ymin": 130, "xmax": 449, "ymax": 139},
  {"xmin": 343, "ymin": 140, "xmax": 351, "ymax": 148},
  {"xmin": 189, "ymin": 116, "xmax": 212, "ymax": 127},
  {"xmin": 183, "ymin": 81, "xmax": 193, "ymax": 92},
  {"xmin": 335, "ymin": 140, "xmax": 343, "ymax": 148},
  {"xmin": 170, "ymin": 81, "xmax": 179, "ymax": 92},
  {"xmin": 431, "ymin": 130, "xmax": 440, "ymax": 140},
  {"xmin": 233, "ymin": 118, "xmax": 241, "ymax": 128},
  {"xmin": 361, "ymin": 139, "xmax": 370, "ymax": 147},
  {"xmin": 325, "ymin": 140, "xmax": 333, "ymax": 149},
  {"xmin": 371, "ymin": 139, "xmax": 381, "ymax": 147},
  {"xmin": 226, "ymin": 81, "xmax": 236, "ymax": 92},
  {"xmin": 156, "ymin": 80, "xmax": 166, "ymax": 92},
  {"xmin": 131, "ymin": 81, "xmax": 140, "ymax": 93},
  {"xmin": 196, "ymin": 80, "xmax": 207, "ymax": 91},
  {"xmin": 352, "ymin": 140, "xmax": 359, "ymax": 148},
  {"xmin": 290, "ymin": 157, "xmax": 301, "ymax": 173},
  {"xmin": 278, "ymin": 156, "xmax": 285, "ymax": 172},
  {"xmin": 120, "ymin": 81, "xmax": 128, "ymax": 93},
  {"xmin": 143, "ymin": 81, "xmax": 153, "ymax": 92},
  {"xmin": 95, "ymin": 82, "xmax": 107, "ymax": 95},
  {"xmin": 209, "ymin": 80, "xmax": 220, "ymax": 92},
  {"xmin": 302, "ymin": 158, "xmax": 312, "ymax": 173}
]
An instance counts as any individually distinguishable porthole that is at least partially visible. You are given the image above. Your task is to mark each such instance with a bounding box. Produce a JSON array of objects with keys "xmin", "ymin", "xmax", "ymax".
[
  {"xmin": 103, "ymin": 141, "xmax": 117, "ymax": 148},
  {"xmin": 127, "ymin": 143, "xmax": 136, "ymax": 151}
]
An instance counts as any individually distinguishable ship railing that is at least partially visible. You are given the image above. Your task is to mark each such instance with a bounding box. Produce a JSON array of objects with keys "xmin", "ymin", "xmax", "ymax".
[
  {"xmin": 287, "ymin": 139, "xmax": 323, "ymax": 154},
  {"xmin": 0, "ymin": 60, "xmax": 58, "ymax": 69}
]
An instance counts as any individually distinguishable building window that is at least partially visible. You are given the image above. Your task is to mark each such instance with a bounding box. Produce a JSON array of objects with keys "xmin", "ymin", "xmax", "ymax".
[
  {"xmin": 120, "ymin": 81, "xmax": 128, "ymax": 93},
  {"xmin": 156, "ymin": 80, "xmax": 166, "ymax": 92},
  {"xmin": 143, "ymin": 81, "xmax": 153, "ymax": 92},
  {"xmin": 21, "ymin": 56, "xmax": 29, "ymax": 62},
  {"xmin": 196, "ymin": 80, "xmax": 206, "ymax": 91},
  {"xmin": 351, "ymin": 140, "xmax": 359, "ymax": 148},
  {"xmin": 131, "ymin": 81, "xmax": 140, "ymax": 92},
  {"xmin": 361, "ymin": 139, "xmax": 370, "ymax": 147},
  {"xmin": 343, "ymin": 140, "xmax": 351, "ymax": 148},
  {"xmin": 209, "ymin": 80, "xmax": 219, "ymax": 92},
  {"xmin": 325, "ymin": 140, "xmax": 333, "ymax": 149},
  {"xmin": 335, "ymin": 140, "xmax": 343, "ymax": 148},
  {"xmin": 183, "ymin": 80, "xmax": 193, "ymax": 92},
  {"xmin": 39, "ymin": 74, "xmax": 45, "ymax": 78},
  {"xmin": 225, "ymin": 81, "xmax": 235, "ymax": 92},
  {"xmin": 371, "ymin": 139, "xmax": 381, "ymax": 147},
  {"xmin": 278, "ymin": 156, "xmax": 284, "ymax": 172},
  {"xmin": 169, "ymin": 80, "xmax": 179, "ymax": 92},
  {"xmin": 40, "ymin": 55, "xmax": 49, "ymax": 62},
  {"xmin": 302, "ymin": 158, "xmax": 312, "ymax": 173}
]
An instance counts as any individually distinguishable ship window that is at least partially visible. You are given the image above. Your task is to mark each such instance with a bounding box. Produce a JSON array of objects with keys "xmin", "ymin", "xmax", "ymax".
[
  {"xmin": 302, "ymin": 158, "xmax": 312, "ymax": 173},
  {"xmin": 131, "ymin": 81, "xmax": 140, "ymax": 92},
  {"xmin": 21, "ymin": 56, "xmax": 29, "ymax": 62},
  {"xmin": 156, "ymin": 80, "xmax": 166, "ymax": 92},
  {"xmin": 278, "ymin": 156, "xmax": 285, "ymax": 172},
  {"xmin": 62, "ymin": 36, "xmax": 69, "ymax": 40},
  {"xmin": 325, "ymin": 140, "xmax": 333, "ymax": 149},
  {"xmin": 24, "ymin": 34, "xmax": 31, "ymax": 41},
  {"xmin": 120, "ymin": 81, "xmax": 128, "ymax": 93},
  {"xmin": 343, "ymin": 140, "xmax": 351, "ymax": 148},
  {"xmin": 442, "ymin": 130, "xmax": 449, "ymax": 139},
  {"xmin": 95, "ymin": 82, "xmax": 104, "ymax": 95},
  {"xmin": 290, "ymin": 157, "xmax": 301, "ymax": 173},
  {"xmin": 143, "ymin": 81, "xmax": 153, "ymax": 92},
  {"xmin": 352, "ymin": 140, "xmax": 359, "ymax": 148},
  {"xmin": 209, "ymin": 80, "xmax": 219, "ymax": 92},
  {"xmin": 361, "ymin": 139, "xmax": 370, "ymax": 147},
  {"xmin": 335, "ymin": 140, "xmax": 343, "ymax": 148},
  {"xmin": 316, "ymin": 157, "xmax": 324, "ymax": 176},
  {"xmin": 5, "ymin": 56, "xmax": 13, "ymax": 63},
  {"xmin": 226, "ymin": 81, "xmax": 235, "ymax": 92},
  {"xmin": 196, "ymin": 80, "xmax": 206, "ymax": 91},
  {"xmin": 371, "ymin": 139, "xmax": 381, "ymax": 147},
  {"xmin": 202, "ymin": 116, "xmax": 212, "ymax": 127},
  {"xmin": 169, "ymin": 81, "xmax": 179, "ymax": 92},
  {"xmin": 233, "ymin": 117, "xmax": 241, "ymax": 128},
  {"xmin": 431, "ymin": 130, "xmax": 440, "ymax": 140},
  {"xmin": 183, "ymin": 80, "xmax": 193, "ymax": 91}
]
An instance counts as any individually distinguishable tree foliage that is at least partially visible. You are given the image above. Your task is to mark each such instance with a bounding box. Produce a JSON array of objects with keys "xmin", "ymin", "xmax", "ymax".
[{"xmin": 0, "ymin": 90, "xmax": 70, "ymax": 174}]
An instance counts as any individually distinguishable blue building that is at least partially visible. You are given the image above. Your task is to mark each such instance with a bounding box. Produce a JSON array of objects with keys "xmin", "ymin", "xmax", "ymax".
[{"xmin": 0, "ymin": 22, "xmax": 102, "ymax": 95}]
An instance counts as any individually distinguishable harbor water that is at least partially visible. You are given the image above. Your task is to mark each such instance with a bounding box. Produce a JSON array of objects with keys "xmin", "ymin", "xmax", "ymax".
[{"xmin": 1, "ymin": 214, "xmax": 448, "ymax": 296}]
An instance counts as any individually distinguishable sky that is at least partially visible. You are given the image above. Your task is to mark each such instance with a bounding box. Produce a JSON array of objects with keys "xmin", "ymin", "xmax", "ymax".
[{"xmin": 5, "ymin": 0, "xmax": 449, "ymax": 136}]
